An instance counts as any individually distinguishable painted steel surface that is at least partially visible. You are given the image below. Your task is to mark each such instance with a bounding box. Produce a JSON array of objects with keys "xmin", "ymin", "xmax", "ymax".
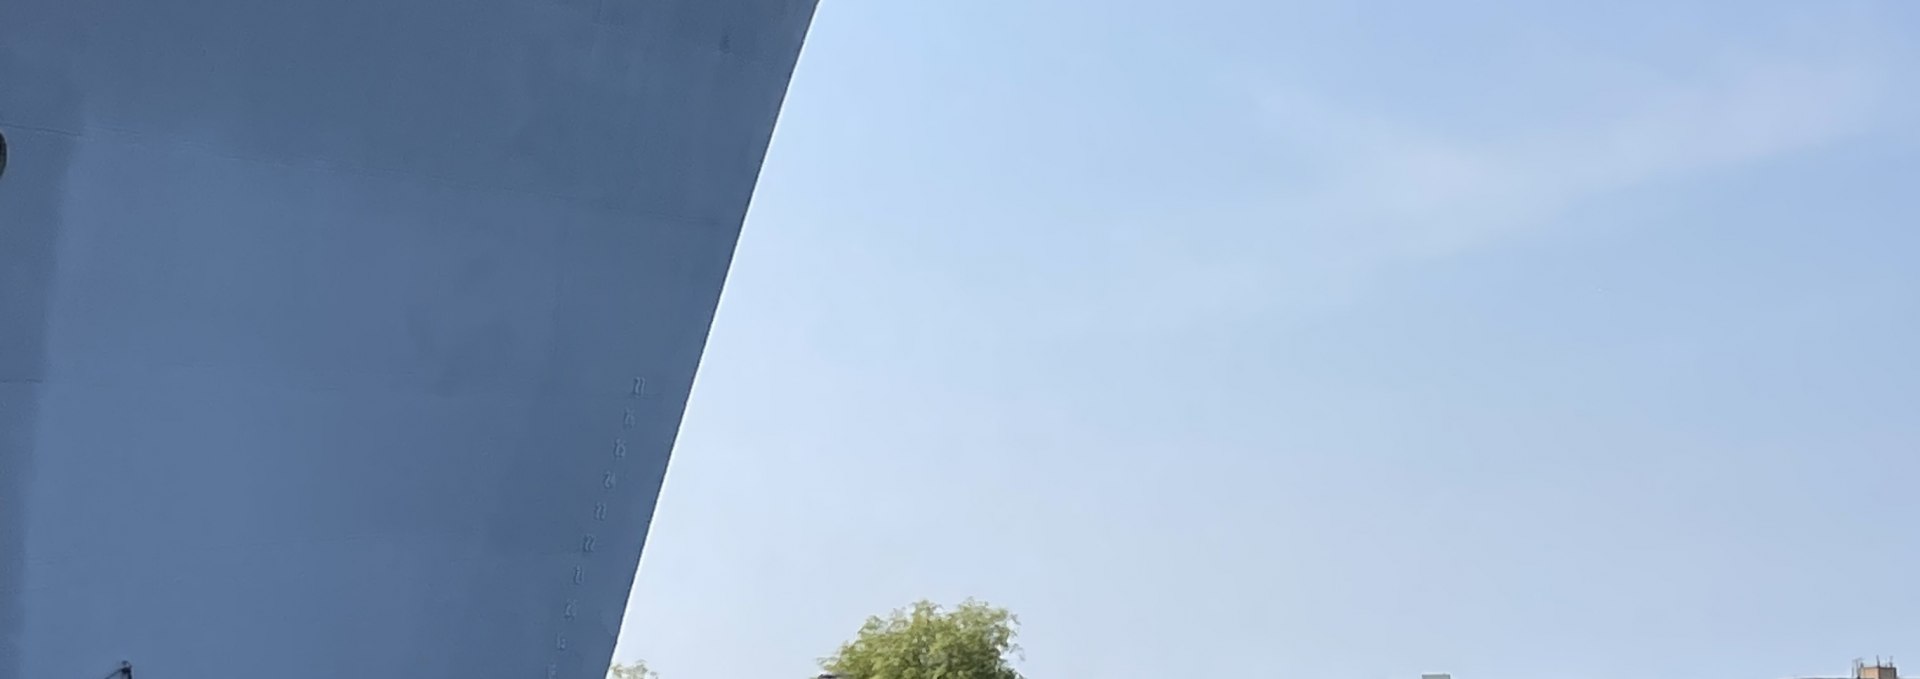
[{"xmin": 0, "ymin": 1, "xmax": 815, "ymax": 676}]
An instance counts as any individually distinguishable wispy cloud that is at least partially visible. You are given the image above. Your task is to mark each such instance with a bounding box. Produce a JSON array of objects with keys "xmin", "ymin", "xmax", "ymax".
[
  {"xmin": 1086, "ymin": 57, "xmax": 1890, "ymax": 330},
  {"xmin": 1260, "ymin": 61, "xmax": 1881, "ymax": 263}
]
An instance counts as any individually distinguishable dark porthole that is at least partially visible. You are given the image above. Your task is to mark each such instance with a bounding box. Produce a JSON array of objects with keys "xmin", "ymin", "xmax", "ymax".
[{"xmin": 0, "ymin": 128, "xmax": 8, "ymax": 179}]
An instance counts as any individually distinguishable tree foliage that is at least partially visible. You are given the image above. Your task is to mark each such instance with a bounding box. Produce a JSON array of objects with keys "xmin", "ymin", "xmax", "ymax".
[
  {"xmin": 609, "ymin": 660, "xmax": 657, "ymax": 679},
  {"xmin": 821, "ymin": 599, "xmax": 1022, "ymax": 679}
]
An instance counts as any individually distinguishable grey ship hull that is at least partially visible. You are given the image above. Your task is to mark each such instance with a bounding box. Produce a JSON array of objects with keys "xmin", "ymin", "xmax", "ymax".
[{"xmin": 0, "ymin": 1, "xmax": 815, "ymax": 677}]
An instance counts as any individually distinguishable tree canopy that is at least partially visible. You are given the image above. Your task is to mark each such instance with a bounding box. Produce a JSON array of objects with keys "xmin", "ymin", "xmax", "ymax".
[
  {"xmin": 608, "ymin": 660, "xmax": 656, "ymax": 679},
  {"xmin": 820, "ymin": 599, "xmax": 1023, "ymax": 679}
]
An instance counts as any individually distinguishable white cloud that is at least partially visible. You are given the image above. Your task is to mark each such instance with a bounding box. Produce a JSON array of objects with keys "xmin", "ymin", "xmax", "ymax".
[
  {"xmin": 1083, "ymin": 57, "xmax": 1889, "ymax": 331},
  {"xmin": 1271, "ymin": 60, "xmax": 1878, "ymax": 262}
]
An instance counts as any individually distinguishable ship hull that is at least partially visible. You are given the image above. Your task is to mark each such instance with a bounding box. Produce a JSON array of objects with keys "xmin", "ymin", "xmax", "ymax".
[{"xmin": 0, "ymin": 1, "xmax": 815, "ymax": 677}]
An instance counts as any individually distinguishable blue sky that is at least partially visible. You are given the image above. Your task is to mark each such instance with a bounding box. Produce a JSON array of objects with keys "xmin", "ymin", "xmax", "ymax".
[{"xmin": 616, "ymin": 2, "xmax": 1920, "ymax": 678}]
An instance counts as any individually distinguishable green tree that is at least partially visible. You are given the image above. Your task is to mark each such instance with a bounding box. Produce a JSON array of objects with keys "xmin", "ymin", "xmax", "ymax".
[
  {"xmin": 609, "ymin": 660, "xmax": 657, "ymax": 679},
  {"xmin": 820, "ymin": 599, "xmax": 1023, "ymax": 679}
]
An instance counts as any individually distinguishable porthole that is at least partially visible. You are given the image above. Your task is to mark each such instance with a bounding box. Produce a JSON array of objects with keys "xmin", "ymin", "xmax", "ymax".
[{"xmin": 0, "ymin": 128, "xmax": 9, "ymax": 179}]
